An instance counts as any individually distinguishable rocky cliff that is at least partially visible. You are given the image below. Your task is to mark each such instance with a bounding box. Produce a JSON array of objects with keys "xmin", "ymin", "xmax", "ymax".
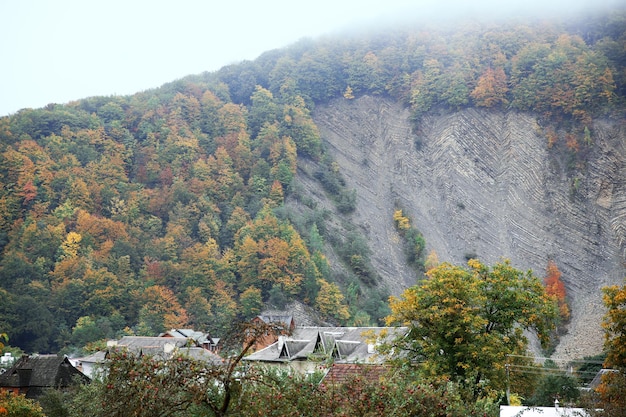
[{"xmin": 308, "ymin": 95, "xmax": 626, "ymax": 359}]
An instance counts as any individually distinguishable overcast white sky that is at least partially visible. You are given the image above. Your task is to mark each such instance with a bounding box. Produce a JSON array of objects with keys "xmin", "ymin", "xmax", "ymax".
[{"xmin": 0, "ymin": 0, "xmax": 620, "ymax": 116}]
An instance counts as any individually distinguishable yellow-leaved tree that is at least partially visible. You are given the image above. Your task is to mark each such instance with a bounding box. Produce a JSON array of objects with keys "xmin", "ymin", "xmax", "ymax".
[
  {"xmin": 385, "ymin": 259, "xmax": 557, "ymax": 401},
  {"xmin": 59, "ymin": 231, "xmax": 82, "ymax": 259},
  {"xmin": 0, "ymin": 332, "xmax": 7, "ymax": 352},
  {"xmin": 596, "ymin": 283, "xmax": 626, "ymax": 416},
  {"xmin": 315, "ymin": 279, "xmax": 350, "ymax": 322}
]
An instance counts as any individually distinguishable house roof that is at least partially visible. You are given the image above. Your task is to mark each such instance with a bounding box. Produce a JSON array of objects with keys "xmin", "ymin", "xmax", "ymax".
[
  {"xmin": 320, "ymin": 363, "xmax": 390, "ymax": 387},
  {"xmin": 244, "ymin": 326, "xmax": 407, "ymax": 364},
  {"xmin": 176, "ymin": 347, "xmax": 224, "ymax": 365},
  {"xmin": 499, "ymin": 406, "xmax": 590, "ymax": 417},
  {"xmin": 76, "ymin": 350, "xmax": 107, "ymax": 364},
  {"xmin": 0, "ymin": 355, "xmax": 89, "ymax": 397},
  {"xmin": 78, "ymin": 336, "xmax": 224, "ymax": 368},
  {"xmin": 587, "ymin": 368, "xmax": 618, "ymax": 390},
  {"xmin": 113, "ymin": 336, "xmax": 189, "ymax": 350},
  {"xmin": 159, "ymin": 329, "xmax": 217, "ymax": 345},
  {"xmin": 253, "ymin": 314, "xmax": 295, "ymax": 327}
]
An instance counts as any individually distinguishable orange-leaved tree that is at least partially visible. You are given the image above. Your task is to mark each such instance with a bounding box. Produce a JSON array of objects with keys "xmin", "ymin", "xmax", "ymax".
[
  {"xmin": 544, "ymin": 260, "xmax": 570, "ymax": 323},
  {"xmin": 470, "ymin": 67, "xmax": 508, "ymax": 108}
]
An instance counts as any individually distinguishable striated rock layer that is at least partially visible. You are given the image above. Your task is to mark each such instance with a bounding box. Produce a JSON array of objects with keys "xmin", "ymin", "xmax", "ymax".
[{"xmin": 311, "ymin": 95, "xmax": 626, "ymax": 359}]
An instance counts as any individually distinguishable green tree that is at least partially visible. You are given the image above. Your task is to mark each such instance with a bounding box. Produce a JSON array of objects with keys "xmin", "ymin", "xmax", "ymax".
[
  {"xmin": 184, "ymin": 286, "xmax": 213, "ymax": 331},
  {"xmin": 385, "ymin": 259, "xmax": 558, "ymax": 399},
  {"xmin": 209, "ymin": 281, "xmax": 238, "ymax": 335},
  {"xmin": 526, "ymin": 360, "xmax": 580, "ymax": 406},
  {"xmin": 248, "ymin": 85, "xmax": 279, "ymax": 137},
  {"xmin": 280, "ymin": 95, "xmax": 322, "ymax": 159},
  {"xmin": 71, "ymin": 316, "xmax": 104, "ymax": 348},
  {"xmin": 409, "ymin": 58, "xmax": 442, "ymax": 117},
  {"xmin": 238, "ymin": 286, "xmax": 263, "ymax": 319}
]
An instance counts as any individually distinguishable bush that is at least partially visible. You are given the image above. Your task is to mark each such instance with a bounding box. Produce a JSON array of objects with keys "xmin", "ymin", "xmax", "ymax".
[{"xmin": 0, "ymin": 392, "xmax": 44, "ymax": 417}]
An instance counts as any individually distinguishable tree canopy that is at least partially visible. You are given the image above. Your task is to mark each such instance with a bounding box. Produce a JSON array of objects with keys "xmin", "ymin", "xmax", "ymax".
[
  {"xmin": 594, "ymin": 282, "xmax": 626, "ymax": 415},
  {"xmin": 0, "ymin": 7, "xmax": 624, "ymax": 353},
  {"xmin": 385, "ymin": 259, "xmax": 558, "ymax": 399}
]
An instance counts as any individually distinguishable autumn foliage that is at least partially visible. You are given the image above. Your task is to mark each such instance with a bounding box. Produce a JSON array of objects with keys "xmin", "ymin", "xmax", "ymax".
[
  {"xmin": 594, "ymin": 283, "xmax": 626, "ymax": 416},
  {"xmin": 544, "ymin": 260, "xmax": 570, "ymax": 323},
  {"xmin": 0, "ymin": 8, "xmax": 624, "ymax": 354},
  {"xmin": 386, "ymin": 259, "xmax": 558, "ymax": 399}
]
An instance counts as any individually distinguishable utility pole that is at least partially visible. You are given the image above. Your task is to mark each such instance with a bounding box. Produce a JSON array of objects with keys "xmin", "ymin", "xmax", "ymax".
[{"xmin": 505, "ymin": 362, "xmax": 511, "ymax": 405}]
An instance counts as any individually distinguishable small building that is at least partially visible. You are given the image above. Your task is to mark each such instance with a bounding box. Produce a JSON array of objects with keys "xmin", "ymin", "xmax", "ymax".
[
  {"xmin": 107, "ymin": 335, "xmax": 190, "ymax": 355},
  {"xmin": 72, "ymin": 350, "xmax": 107, "ymax": 380},
  {"xmin": 75, "ymin": 335, "xmax": 224, "ymax": 379},
  {"xmin": 159, "ymin": 329, "xmax": 221, "ymax": 352},
  {"xmin": 0, "ymin": 355, "xmax": 89, "ymax": 398},
  {"xmin": 0, "ymin": 352, "xmax": 15, "ymax": 369},
  {"xmin": 250, "ymin": 313, "xmax": 296, "ymax": 352}
]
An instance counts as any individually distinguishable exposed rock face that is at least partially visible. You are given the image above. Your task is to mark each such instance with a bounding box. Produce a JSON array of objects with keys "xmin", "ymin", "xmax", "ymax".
[{"xmin": 310, "ymin": 95, "xmax": 626, "ymax": 359}]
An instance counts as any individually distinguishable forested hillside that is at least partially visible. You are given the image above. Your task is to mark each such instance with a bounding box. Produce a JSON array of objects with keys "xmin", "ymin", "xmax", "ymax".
[{"xmin": 1, "ymin": 8, "xmax": 625, "ymax": 354}]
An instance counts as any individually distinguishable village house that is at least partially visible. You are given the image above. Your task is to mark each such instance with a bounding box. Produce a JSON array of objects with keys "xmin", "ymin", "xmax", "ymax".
[
  {"xmin": 0, "ymin": 354, "xmax": 89, "ymax": 398},
  {"xmin": 74, "ymin": 330, "xmax": 223, "ymax": 379},
  {"xmin": 243, "ymin": 326, "xmax": 407, "ymax": 374},
  {"xmin": 249, "ymin": 313, "xmax": 296, "ymax": 352},
  {"xmin": 500, "ymin": 401, "xmax": 590, "ymax": 417},
  {"xmin": 159, "ymin": 328, "xmax": 221, "ymax": 353}
]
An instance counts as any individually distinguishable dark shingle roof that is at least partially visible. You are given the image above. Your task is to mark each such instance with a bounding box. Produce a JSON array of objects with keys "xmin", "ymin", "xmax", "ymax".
[{"xmin": 0, "ymin": 355, "xmax": 89, "ymax": 398}]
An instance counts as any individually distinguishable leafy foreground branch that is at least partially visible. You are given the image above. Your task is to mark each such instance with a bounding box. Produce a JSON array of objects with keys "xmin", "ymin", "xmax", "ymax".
[
  {"xmin": 67, "ymin": 358, "xmax": 497, "ymax": 417},
  {"xmin": 57, "ymin": 317, "xmax": 498, "ymax": 417}
]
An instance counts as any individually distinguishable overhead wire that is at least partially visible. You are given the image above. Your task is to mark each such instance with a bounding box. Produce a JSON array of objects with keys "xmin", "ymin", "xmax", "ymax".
[{"xmin": 505, "ymin": 354, "xmax": 606, "ymax": 365}]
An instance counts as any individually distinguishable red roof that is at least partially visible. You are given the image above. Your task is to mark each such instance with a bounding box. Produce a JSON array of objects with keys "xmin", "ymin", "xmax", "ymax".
[{"xmin": 320, "ymin": 363, "xmax": 389, "ymax": 387}]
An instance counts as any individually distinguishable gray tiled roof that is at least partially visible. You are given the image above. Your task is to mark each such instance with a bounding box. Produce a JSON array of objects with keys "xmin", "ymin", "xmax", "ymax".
[
  {"xmin": 176, "ymin": 347, "xmax": 224, "ymax": 365},
  {"xmin": 255, "ymin": 314, "xmax": 294, "ymax": 327},
  {"xmin": 244, "ymin": 326, "xmax": 407, "ymax": 364},
  {"xmin": 115, "ymin": 336, "xmax": 189, "ymax": 349},
  {"xmin": 159, "ymin": 329, "xmax": 216, "ymax": 345},
  {"xmin": 76, "ymin": 350, "xmax": 107, "ymax": 364}
]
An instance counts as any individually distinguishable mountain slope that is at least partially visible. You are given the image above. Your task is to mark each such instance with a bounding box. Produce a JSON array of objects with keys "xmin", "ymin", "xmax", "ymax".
[{"xmin": 312, "ymin": 95, "xmax": 626, "ymax": 358}]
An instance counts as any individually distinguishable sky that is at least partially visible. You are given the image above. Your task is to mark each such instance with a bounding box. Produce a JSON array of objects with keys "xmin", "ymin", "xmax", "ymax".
[{"xmin": 0, "ymin": 0, "xmax": 620, "ymax": 116}]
